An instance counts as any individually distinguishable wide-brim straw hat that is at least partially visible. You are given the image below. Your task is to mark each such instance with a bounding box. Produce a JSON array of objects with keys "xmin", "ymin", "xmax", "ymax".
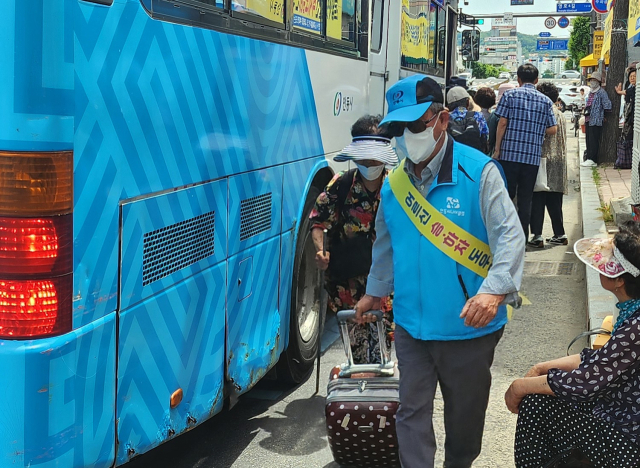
[
  {"xmin": 574, "ymin": 237, "xmax": 640, "ymax": 278},
  {"xmin": 334, "ymin": 136, "xmax": 399, "ymax": 166}
]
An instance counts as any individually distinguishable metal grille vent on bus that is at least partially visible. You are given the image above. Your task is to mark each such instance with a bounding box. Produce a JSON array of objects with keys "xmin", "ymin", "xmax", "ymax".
[
  {"xmin": 240, "ymin": 193, "xmax": 272, "ymax": 241},
  {"xmin": 142, "ymin": 211, "xmax": 215, "ymax": 286}
]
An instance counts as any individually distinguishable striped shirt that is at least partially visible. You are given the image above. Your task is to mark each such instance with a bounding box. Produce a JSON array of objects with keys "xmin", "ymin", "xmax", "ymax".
[{"xmin": 494, "ymin": 83, "xmax": 557, "ymax": 166}]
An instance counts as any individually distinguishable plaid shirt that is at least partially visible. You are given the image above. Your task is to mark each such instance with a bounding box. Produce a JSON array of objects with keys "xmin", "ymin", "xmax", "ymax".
[{"xmin": 494, "ymin": 83, "xmax": 557, "ymax": 166}]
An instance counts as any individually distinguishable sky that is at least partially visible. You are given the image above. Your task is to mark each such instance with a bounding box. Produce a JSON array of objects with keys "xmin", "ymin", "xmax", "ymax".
[{"xmin": 462, "ymin": 0, "xmax": 581, "ymax": 37}]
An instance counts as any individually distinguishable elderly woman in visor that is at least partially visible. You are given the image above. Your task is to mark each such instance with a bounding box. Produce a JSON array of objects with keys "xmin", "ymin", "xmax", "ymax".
[
  {"xmin": 309, "ymin": 115, "xmax": 397, "ymax": 364},
  {"xmin": 506, "ymin": 221, "xmax": 640, "ymax": 467}
]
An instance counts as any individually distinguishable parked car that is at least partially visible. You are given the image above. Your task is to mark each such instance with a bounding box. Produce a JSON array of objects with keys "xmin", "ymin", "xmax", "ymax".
[
  {"xmin": 458, "ymin": 72, "xmax": 474, "ymax": 85},
  {"xmin": 558, "ymin": 70, "xmax": 581, "ymax": 79},
  {"xmin": 498, "ymin": 72, "xmax": 511, "ymax": 79},
  {"xmin": 557, "ymin": 86, "xmax": 584, "ymax": 112}
]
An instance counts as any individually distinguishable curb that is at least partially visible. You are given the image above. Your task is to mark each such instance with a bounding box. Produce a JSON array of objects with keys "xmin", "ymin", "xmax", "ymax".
[{"xmin": 578, "ymin": 135, "xmax": 615, "ymax": 334}]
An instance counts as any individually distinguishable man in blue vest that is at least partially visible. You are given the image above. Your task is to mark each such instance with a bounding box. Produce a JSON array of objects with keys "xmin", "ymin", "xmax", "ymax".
[{"xmin": 356, "ymin": 75, "xmax": 525, "ymax": 467}]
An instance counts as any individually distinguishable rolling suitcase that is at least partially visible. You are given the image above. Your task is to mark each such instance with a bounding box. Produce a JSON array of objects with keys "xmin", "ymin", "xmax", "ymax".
[{"xmin": 325, "ymin": 309, "xmax": 400, "ymax": 468}]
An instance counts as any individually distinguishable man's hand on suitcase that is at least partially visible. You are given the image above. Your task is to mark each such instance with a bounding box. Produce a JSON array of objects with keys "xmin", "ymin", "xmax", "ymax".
[
  {"xmin": 355, "ymin": 294, "xmax": 381, "ymax": 324},
  {"xmin": 460, "ymin": 293, "xmax": 505, "ymax": 328}
]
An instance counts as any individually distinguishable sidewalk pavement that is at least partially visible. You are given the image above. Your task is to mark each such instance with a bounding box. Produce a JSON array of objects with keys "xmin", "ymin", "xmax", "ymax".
[{"xmin": 579, "ymin": 132, "xmax": 633, "ymax": 334}]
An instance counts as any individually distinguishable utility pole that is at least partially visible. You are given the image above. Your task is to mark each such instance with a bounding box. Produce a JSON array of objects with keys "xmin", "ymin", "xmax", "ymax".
[{"xmin": 598, "ymin": 0, "xmax": 629, "ymax": 164}]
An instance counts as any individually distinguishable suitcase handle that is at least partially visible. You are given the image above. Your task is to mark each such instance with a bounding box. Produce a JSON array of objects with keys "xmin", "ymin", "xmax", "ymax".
[{"xmin": 336, "ymin": 309, "xmax": 395, "ymax": 378}]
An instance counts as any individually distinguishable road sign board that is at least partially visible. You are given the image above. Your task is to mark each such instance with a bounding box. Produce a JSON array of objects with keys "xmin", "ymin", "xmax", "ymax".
[
  {"xmin": 592, "ymin": 0, "xmax": 608, "ymax": 13},
  {"xmin": 504, "ymin": 12, "xmax": 514, "ymax": 21},
  {"xmin": 539, "ymin": 32, "xmax": 552, "ymax": 37},
  {"xmin": 557, "ymin": 2, "xmax": 592, "ymax": 13},
  {"xmin": 558, "ymin": 16, "xmax": 570, "ymax": 28},
  {"xmin": 536, "ymin": 39, "xmax": 569, "ymax": 50},
  {"xmin": 545, "ymin": 17, "xmax": 557, "ymax": 29}
]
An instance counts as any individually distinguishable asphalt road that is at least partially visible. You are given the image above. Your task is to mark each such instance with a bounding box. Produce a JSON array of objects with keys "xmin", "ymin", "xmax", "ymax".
[{"xmin": 128, "ymin": 118, "xmax": 588, "ymax": 468}]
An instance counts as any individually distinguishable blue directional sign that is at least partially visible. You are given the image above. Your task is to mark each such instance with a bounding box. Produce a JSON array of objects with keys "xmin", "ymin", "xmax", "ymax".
[
  {"xmin": 558, "ymin": 16, "xmax": 570, "ymax": 28},
  {"xmin": 537, "ymin": 39, "xmax": 569, "ymax": 50},
  {"xmin": 539, "ymin": 32, "xmax": 552, "ymax": 37},
  {"xmin": 557, "ymin": 2, "xmax": 592, "ymax": 12}
]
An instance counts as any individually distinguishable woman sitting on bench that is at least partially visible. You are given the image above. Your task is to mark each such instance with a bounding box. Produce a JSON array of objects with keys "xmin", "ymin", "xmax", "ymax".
[{"xmin": 505, "ymin": 221, "xmax": 640, "ymax": 468}]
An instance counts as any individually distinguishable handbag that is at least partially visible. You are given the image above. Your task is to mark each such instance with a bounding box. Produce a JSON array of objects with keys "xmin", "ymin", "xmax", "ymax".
[
  {"xmin": 327, "ymin": 234, "xmax": 373, "ymax": 281},
  {"xmin": 583, "ymin": 106, "xmax": 591, "ymax": 117},
  {"xmin": 534, "ymin": 158, "xmax": 551, "ymax": 192}
]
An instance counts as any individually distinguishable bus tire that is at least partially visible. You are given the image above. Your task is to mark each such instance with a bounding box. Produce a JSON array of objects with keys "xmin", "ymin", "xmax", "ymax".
[{"xmin": 277, "ymin": 185, "xmax": 323, "ymax": 385}]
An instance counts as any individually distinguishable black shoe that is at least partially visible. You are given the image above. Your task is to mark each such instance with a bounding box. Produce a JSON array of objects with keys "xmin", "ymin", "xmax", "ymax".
[
  {"xmin": 527, "ymin": 236, "xmax": 544, "ymax": 248},
  {"xmin": 547, "ymin": 235, "xmax": 568, "ymax": 246}
]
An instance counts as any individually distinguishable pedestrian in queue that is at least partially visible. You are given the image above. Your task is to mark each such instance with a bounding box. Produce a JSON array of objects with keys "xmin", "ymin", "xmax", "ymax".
[
  {"xmin": 310, "ymin": 115, "xmax": 396, "ymax": 364},
  {"xmin": 614, "ymin": 67, "xmax": 636, "ymax": 169},
  {"xmin": 494, "ymin": 63, "xmax": 558, "ymax": 239},
  {"xmin": 528, "ymin": 82, "xmax": 568, "ymax": 248},
  {"xmin": 355, "ymin": 75, "xmax": 525, "ymax": 468},
  {"xmin": 446, "ymin": 86, "xmax": 489, "ymax": 153},
  {"xmin": 581, "ymin": 71, "xmax": 612, "ymax": 167},
  {"xmin": 497, "ymin": 82, "xmax": 516, "ymax": 103},
  {"xmin": 506, "ymin": 224, "xmax": 640, "ymax": 467},
  {"xmin": 474, "ymin": 87, "xmax": 499, "ymax": 156}
]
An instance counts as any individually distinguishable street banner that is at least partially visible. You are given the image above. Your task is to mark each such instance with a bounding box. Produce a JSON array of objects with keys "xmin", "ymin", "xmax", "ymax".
[
  {"xmin": 629, "ymin": 0, "xmax": 640, "ymax": 39},
  {"xmin": 601, "ymin": 1, "xmax": 614, "ymax": 59},
  {"xmin": 293, "ymin": 0, "xmax": 322, "ymax": 33},
  {"xmin": 593, "ymin": 30, "xmax": 604, "ymax": 59}
]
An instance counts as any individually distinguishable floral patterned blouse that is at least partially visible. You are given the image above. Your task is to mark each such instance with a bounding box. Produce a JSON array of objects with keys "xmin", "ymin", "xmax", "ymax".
[
  {"xmin": 547, "ymin": 304, "xmax": 640, "ymax": 442},
  {"xmin": 310, "ymin": 170, "xmax": 382, "ymax": 244}
]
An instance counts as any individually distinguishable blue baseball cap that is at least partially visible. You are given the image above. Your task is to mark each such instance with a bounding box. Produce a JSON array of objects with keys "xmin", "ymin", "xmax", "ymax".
[{"xmin": 381, "ymin": 75, "xmax": 445, "ymax": 124}]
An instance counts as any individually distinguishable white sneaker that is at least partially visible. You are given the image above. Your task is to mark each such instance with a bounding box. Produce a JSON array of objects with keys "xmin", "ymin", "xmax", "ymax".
[{"xmin": 581, "ymin": 160, "xmax": 597, "ymax": 167}]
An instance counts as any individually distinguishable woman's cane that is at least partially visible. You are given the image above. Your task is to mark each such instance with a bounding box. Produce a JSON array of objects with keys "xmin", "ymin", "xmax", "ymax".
[{"xmin": 315, "ymin": 229, "xmax": 328, "ymax": 394}]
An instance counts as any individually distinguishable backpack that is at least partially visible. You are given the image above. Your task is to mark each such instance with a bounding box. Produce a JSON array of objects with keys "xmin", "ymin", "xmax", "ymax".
[{"xmin": 448, "ymin": 111, "xmax": 487, "ymax": 153}]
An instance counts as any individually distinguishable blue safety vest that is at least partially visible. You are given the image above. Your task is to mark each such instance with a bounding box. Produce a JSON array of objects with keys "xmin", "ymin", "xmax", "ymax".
[{"xmin": 381, "ymin": 139, "xmax": 507, "ymax": 341}]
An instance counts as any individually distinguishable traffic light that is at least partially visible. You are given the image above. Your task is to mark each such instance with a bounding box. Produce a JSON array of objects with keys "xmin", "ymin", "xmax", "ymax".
[
  {"xmin": 476, "ymin": 19, "xmax": 485, "ymax": 25},
  {"xmin": 461, "ymin": 30, "xmax": 480, "ymax": 61}
]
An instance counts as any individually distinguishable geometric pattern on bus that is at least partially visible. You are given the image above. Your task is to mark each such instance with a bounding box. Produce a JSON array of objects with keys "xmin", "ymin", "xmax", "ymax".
[
  {"xmin": 0, "ymin": 314, "xmax": 116, "ymax": 468},
  {"xmin": 116, "ymin": 263, "xmax": 226, "ymax": 465},
  {"xmin": 73, "ymin": 0, "xmax": 323, "ymax": 328}
]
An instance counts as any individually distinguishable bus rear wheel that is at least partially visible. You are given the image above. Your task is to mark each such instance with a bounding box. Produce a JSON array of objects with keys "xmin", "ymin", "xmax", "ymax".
[{"xmin": 277, "ymin": 186, "xmax": 324, "ymax": 385}]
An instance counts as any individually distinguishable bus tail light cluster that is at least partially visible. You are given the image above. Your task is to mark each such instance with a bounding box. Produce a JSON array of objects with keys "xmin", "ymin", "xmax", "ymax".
[{"xmin": 0, "ymin": 151, "xmax": 73, "ymax": 339}]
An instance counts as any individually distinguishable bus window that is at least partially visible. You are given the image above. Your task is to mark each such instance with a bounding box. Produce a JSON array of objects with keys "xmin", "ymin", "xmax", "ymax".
[
  {"xmin": 357, "ymin": 0, "xmax": 368, "ymax": 57},
  {"xmin": 401, "ymin": 0, "xmax": 444, "ymax": 76},
  {"xmin": 370, "ymin": 0, "xmax": 384, "ymax": 53},
  {"xmin": 232, "ymin": 0, "xmax": 284, "ymax": 23},
  {"xmin": 292, "ymin": 0, "xmax": 323, "ymax": 34},
  {"xmin": 326, "ymin": 0, "xmax": 355, "ymax": 42}
]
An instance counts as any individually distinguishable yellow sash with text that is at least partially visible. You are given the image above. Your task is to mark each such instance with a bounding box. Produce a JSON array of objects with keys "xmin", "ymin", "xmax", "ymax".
[{"xmin": 388, "ymin": 167, "xmax": 493, "ymax": 278}]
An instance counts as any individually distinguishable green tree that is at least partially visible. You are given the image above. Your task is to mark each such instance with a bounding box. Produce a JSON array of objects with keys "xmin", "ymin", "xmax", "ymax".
[
  {"xmin": 470, "ymin": 62, "xmax": 503, "ymax": 79},
  {"xmin": 568, "ymin": 16, "xmax": 590, "ymax": 65},
  {"xmin": 564, "ymin": 57, "xmax": 575, "ymax": 70}
]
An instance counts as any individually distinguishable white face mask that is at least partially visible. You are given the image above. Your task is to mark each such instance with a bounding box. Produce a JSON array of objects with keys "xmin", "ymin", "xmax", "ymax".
[
  {"xmin": 355, "ymin": 163, "xmax": 385, "ymax": 181},
  {"xmin": 589, "ymin": 81, "xmax": 600, "ymax": 90},
  {"xmin": 395, "ymin": 113, "xmax": 444, "ymax": 164}
]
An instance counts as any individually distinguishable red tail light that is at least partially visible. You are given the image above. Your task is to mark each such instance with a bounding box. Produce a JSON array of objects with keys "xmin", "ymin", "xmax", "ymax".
[
  {"xmin": 0, "ymin": 277, "xmax": 72, "ymax": 338},
  {"xmin": 0, "ymin": 151, "xmax": 73, "ymax": 340}
]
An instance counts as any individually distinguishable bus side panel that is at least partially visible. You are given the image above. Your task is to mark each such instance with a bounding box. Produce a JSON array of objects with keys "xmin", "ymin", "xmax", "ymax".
[
  {"xmin": 120, "ymin": 180, "xmax": 228, "ymax": 312},
  {"xmin": 116, "ymin": 265, "xmax": 226, "ymax": 465},
  {"xmin": 0, "ymin": 0, "xmax": 74, "ymax": 151},
  {"xmin": 74, "ymin": 0, "xmax": 323, "ymax": 327},
  {"xmin": 0, "ymin": 314, "xmax": 116, "ymax": 468},
  {"xmin": 226, "ymin": 167, "xmax": 283, "ymax": 393}
]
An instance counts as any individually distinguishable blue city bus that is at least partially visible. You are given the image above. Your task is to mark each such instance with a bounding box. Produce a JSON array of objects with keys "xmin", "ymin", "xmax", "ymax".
[{"xmin": 0, "ymin": 0, "xmax": 456, "ymax": 465}]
